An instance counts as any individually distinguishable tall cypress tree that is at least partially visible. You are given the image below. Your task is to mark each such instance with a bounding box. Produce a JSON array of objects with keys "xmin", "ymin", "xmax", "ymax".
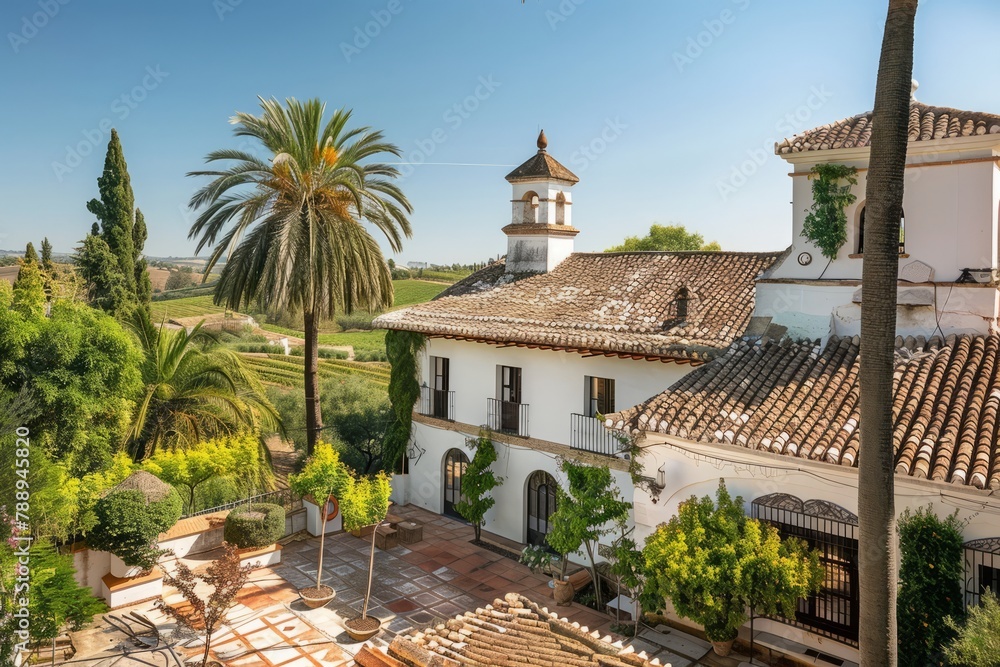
[
  {"xmin": 23, "ymin": 242, "xmax": 38, "ymax": 264},
  {"xmin": 86, "ymin": 129, "xmax": 136, "ymax": 297},
  {"xmin": 133, "ymin": 209, "xmax": 151, "ymax": 311},
  {"xmin": 40, "ymin": 238, "xmax": 53, "ymax": 271}
]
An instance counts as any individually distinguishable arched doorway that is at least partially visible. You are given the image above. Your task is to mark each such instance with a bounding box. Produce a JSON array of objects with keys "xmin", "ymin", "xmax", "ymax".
[
  {"xmin": 527, "ymin": 471, "xmax": 558, "ymax": 547},
  {"xmin": 443, "ymin": 449, "xmax": 469, "ymax": 520}
]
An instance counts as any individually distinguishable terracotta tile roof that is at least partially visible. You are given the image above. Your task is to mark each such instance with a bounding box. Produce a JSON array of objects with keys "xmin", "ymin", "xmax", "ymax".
[
  {"xmin": 506, "ymin": 149, "xmax": 579, "ymax": 184},
  {"xmin": 385, "ymin": 593, "xmax": 658, "ymax": 666},
  {"xmin": 606, "ymin": 334, "xmax": 1000, "ymax": 490},
  {"xmin": 775, "ymin": 101, "xmax": 1000, "ymax": 154},
  {"xmin": 374, "ymin": 251, "xmax": 782, "ymax": 361}
]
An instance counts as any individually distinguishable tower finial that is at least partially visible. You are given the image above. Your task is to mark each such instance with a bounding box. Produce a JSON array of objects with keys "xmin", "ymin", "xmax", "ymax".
[
  {"xmin": 537, "ymin": 129, "xmax": 548, "ymax": 152},
  {"xmin": 911, "ymin": 79, "xmax": 919, "ymax": 100}
]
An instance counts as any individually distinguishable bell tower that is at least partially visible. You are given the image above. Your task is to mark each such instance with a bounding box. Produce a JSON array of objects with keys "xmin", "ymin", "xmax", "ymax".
[{"xmin": 503, "ymin": 130, "xmax": 580, "ymax": 273}]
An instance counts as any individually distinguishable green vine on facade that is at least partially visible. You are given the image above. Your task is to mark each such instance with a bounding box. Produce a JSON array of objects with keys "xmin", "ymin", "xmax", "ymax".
[
  {"xmin": 801, "ymin": 163, "xmax": 858, "ymax": 260},
  {"xmin": 384, "ymin": 330, "xmax": 425, "ymax": 471}
]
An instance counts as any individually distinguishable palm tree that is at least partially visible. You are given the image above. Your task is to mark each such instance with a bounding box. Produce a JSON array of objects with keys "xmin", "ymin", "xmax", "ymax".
[
  {"xmin": 128, "ymin": 319, "xmax": 280, "ymax": 459},
  {"xmin": 187, "ymin": 98, "xmax": 412, "ymax": 455},
  {"xmin": 858, "ymin": 2, "xmax": 918, "ymax": 666}
]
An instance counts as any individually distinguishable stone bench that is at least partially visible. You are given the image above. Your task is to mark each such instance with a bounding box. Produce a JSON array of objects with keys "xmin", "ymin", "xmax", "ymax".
[
  {"xmin": 375, "ymin": 525, "xmax": 398, "ymax": 550},
  {"xmin": 397, "ymin": 520, "xmax": 423, "ymax": 545}
]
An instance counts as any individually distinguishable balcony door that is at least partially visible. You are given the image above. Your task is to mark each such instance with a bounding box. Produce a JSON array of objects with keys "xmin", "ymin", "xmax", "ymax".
[
  {"xmin": 499, "ymin": 365, "xmax": 522, "ymax": 433},
  {"xmin": 430, "ymin": 356, "xmax": 450, "ymax": 419}
]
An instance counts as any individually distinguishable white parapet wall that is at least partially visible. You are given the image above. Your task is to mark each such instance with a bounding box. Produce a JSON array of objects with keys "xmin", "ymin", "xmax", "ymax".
[{"xmin": 303, "ymin": 498, "xmax": 343, "ymax": 536}]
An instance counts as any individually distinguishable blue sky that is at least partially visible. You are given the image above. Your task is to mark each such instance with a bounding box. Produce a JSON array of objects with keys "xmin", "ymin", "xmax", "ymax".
[{"xmin": 3, "ymin": 0, "xmax": 1000, "ymax": 264}]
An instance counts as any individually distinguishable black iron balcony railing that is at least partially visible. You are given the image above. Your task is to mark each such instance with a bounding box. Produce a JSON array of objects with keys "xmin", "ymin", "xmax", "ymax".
[
  {"xmin": 569, "ymin": 413, "xmax": 623, "ymax": 456},
  {"xmin": 419, "ymin": 386, "xmax": 455, "ymax": 421},
  {"xmin": 487, "ymin": 398, "xmax": 529, "ymax": 437}
]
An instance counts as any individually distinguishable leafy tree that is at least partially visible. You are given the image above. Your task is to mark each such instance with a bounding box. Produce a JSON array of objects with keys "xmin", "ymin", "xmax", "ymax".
[
  {"xmin": 40, "ymin": 237, "xmax": 53, "ymax": 271},
  {"xmin": 341, "ymin": 472, "xmax": 392, "ymax": 627},
  {"xmin": 164, "ymin": 269, "xmax": 199, "ymax": 292},
  {"xmin": 88, "ymin": 485, "xmax": 183, "ymax": 570},
  {"xmin": 323, "ymin": 376, "xmax": 394, "ymax": 474},
  {"xmin": 74, "ymin": 232, "xmax": 132, "ymax": 317},
  {"xmin": 605, "ymin": 223, "xmax": 720, "ymax": 252},
  {"xmin": 289, "ymin": 442, "xmax": 355, "ymax": 596},
  {"xmin": 187, "ymin": 98, "xmax": 413, "ymax": 455},
  {"xmin": 12, "ymin": 259, "xmax": 46, "ymax": 318},
  {"xmin": 142, "ymin": 433, "xmax": 274, "ymax": 511},
  {"xmin": 944, "ymin": 590, "xmax": 1000, "ymax": 666},
  {"xmin": 546, "ymin": 460, "xmax": 631, "ymax": 608},
  {"xmin": 157, "ymin": 542, "xmax": 252, "ymax": 667},
  {"xmin": 643, "ymin": 480, "xmax": 746, "ymax": 643},
  {"xmin": 453, "ymin": 430, "xmax": 503, "ymax": 542},
  {"xmin": 127, "ymin": 320, "xmax": 280, "ymax": 459},
  {"xmin": 23, "ymin": 242, "xmax": 38, "ymax": 264},
  {"xmin": 608, "ymin": 520, "xmax": 645, "ymax": 636},
  {"xmin": 859, "ymin": 3, "xmax": 918, "ymax": 665},
  {"xmin": 897, "ymin": 507, "xmax": 964, "ymax": 667},
  {"xmin": 87, "ymin": 130, "xmax": 137, "ymax": 298},
  {"xmin": 0, "ymin": 297, "xmax": 142, "ymax": 475},
  {"xmin": 26, "ymin": 541, "xmax": 107, "ymax": 645}
]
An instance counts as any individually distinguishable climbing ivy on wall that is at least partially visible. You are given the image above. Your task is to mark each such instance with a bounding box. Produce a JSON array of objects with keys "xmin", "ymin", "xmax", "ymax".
[
  {"xmin": 801, "ymin": 163, "xmax": 858, "ymax": 261},
  {"xmin": 384, "ymin": 330, "xmax": 425, "ymax": 472}
]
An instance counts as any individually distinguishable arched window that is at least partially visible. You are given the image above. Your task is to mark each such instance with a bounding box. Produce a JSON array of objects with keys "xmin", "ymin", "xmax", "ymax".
[
  {"xmin": 443, "ymin": 449, "xmax": 469, "ymax": 520},
  {"xmin": 555, "ymin": 192, "xmax": 566, "ymax": 225},
  {"xmin": 857, "ymin": 205, "xmax": 905, "ymax": 255},
  {"xmin": 526, "ymin": 471, "xmax": 558, "ymax": 547},
  {"xmin": 519, "ymin": 191, "xmax": 540, "ymax": 224}
]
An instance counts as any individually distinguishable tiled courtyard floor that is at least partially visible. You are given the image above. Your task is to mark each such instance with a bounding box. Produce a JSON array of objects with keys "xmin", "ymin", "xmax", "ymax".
[{"xmin": 77, "ymin": 505, "xmax": 754, "ymax": 667}]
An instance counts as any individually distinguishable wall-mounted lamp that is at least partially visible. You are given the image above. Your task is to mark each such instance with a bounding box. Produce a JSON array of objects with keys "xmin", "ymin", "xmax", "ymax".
[
  {"xmin": 642, "ymin": 464, "xmax": 667, "ymax": 504},
  {"xmin": 656, "ymin": 464, "xmax": 666, "ymax": 490}
]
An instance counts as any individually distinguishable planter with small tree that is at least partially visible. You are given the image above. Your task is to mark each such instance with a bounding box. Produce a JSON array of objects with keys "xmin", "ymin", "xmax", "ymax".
[
  {"xmin": 519, "ymin": 544, "xmax": 573, "ymax": 605},
  {"xmin": 87, "ymin": 471, "xmax": 183, "ymax": 607},
  {"xmin": 341, "ymin": 472, "xmax": 392, "ymax": 641},
  {"xmin": 223, "ymin": 502, "xmax": 285, "ymax": 568},
  {"xmin": 545, "ymin": 460, "xmax": 631, "ymax": 610},
  {"xmin": 289, "ymin": 443, "xmax": 353, "ymax": 608}
]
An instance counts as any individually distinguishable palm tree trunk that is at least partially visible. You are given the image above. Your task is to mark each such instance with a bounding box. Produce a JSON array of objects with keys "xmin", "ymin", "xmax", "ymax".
[
  {"xmin": 303, "ymin": 308, "xmax": 323, "ymax": 455},
  {"xmin": 859, "ymin": 2, "xmax": 917, "ymax": 666}
]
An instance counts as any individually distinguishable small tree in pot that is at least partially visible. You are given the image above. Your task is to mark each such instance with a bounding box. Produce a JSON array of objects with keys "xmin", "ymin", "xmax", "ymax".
[
  {"xmin": 289, "ymin": 443, "xmax": 353, "ymax": 607},
  {"xmin": 341, "ymin": 472, "xmax": 392, "ymax": 641}
]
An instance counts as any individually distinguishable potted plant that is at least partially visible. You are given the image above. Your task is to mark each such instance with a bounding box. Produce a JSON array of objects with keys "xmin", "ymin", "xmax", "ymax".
[
  {"xmin": 341, "ymin": 472, "xmax": 392, "ymax": 641},
  {"xmin": 223, "ymin": 503, "xmax": 285, "ymax": 567},
  {"xmin": 289, "ymin": 443, "xmax": 353, "ymax": 608},
  {"xmin": 518, "ymin": 544, "xmax": 573, "ymax": 605}
]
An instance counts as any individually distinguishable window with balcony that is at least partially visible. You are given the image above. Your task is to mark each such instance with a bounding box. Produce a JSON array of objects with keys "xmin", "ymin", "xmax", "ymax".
[
  {"xmin": 571, "ymin": 377, "xmax": 620, "ymax": 455},
  {"xmin": 488, "ymin": 366, "xmax": 528, "ymax": 436},
  {"xmin": 421, "ymin": 356, "xmax": 454, "ymax": 420}
]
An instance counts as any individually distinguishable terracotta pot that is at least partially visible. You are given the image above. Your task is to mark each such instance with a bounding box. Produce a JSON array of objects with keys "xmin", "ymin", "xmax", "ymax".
[
  {"xmin": 344, "ymin": 616, "xmax": 382, "ymax": 642},
  {"xmin": 711, "ymin": 638, "xmax": 735, "ymax": 657},
  {"xmin": 553, "ymin": 578, "xmax": 574, "ymax": 605},
  {"xmin": 299, "ymin": 585, "xmax": 335, "ymax": 609}
]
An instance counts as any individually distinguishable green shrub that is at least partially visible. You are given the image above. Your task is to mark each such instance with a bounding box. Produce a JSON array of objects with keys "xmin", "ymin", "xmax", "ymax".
[
  {"xmin": 88, "ymin": 487, "xmax": 183, "ymax": 569},
  {"xmin": 334, "ymin": 312, "xmax": 375, "ymax": 331},
  {"xmin": 897, "ymin": 507, "xmax": 964, "ymax": 667},
  {"xmin": 289, "ymin": 346, "xmax": 304, "ymax": 356},
  {"xmin": 355, "ymin": 349, "xmax": 388, "ymax": 362},
  {"xmin": 319, "ymin": 348, "xmax": 349, "ymax": 360},
  {"xmin": 223, "ymin": 503, "xmax": 285, "ymax": 549},
  {"xmin": 945, "ymin": 590, "xmax": 1000, "ymax": 666}
]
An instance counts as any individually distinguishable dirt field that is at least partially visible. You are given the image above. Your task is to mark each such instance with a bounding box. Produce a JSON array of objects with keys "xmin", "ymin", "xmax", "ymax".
[
  {"xmin": 0, "ymin": 265, "xmax": 18, "ymax": 285},
  {"xmin": 147, "ymin": 267, "xmax": 171, "ymax": 291}
]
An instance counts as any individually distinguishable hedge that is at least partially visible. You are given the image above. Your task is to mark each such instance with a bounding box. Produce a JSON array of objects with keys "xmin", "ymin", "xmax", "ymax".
[
  {"xmin": 88, "ymin": 488, "xmax": 183, "ymax": 569},
  {"xmin": 224, "ymin": 503, "xmax": 285, "ymax": 549}
]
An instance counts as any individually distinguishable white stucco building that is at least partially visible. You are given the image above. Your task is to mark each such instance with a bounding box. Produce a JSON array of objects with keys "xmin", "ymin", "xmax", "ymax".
[{"xmin": 377, "ymin": 95, "xmax": 1000, "ymax": 664}]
